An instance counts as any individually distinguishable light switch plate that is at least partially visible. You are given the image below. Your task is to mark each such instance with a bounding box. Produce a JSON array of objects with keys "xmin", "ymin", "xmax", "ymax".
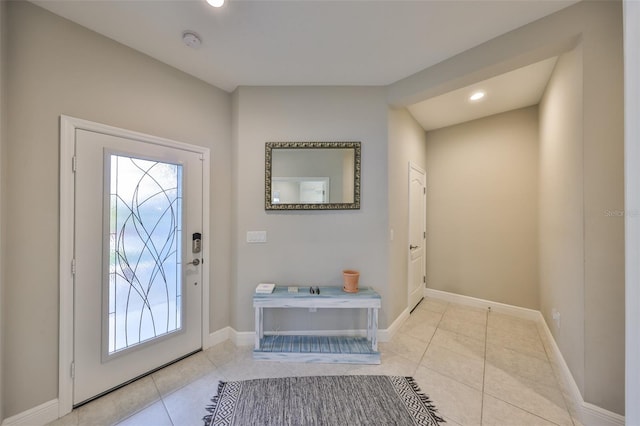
[{"xmin": 247, "ymin": 231, "xmax": 267, "ymax": 243}]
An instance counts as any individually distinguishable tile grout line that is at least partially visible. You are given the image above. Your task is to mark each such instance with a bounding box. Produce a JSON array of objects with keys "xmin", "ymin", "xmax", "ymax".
[
  {"xmin": 151, "ymin": 373, "xmax": 174, "ymax": 426},
  {"xmin": 419, "ymin": 304, "xmax": 446, "ymax": 366},
  {"xmin": 159, "ymin": 395, "xmax": 176, "ymax": 426},
  {"xmin": 414, "ymin": 302, "xmax": 450, "ymax": 422},
  {"xmin": 482, "ymin": 313, "xmax": 572, "ymax": 426},
  {"xmin": 109, "ymin": 375, "xmax": 164, "ymax": 426},
  {"xmin": 409, "ymin": 303, "xmax": 445, "ymax": 377}
]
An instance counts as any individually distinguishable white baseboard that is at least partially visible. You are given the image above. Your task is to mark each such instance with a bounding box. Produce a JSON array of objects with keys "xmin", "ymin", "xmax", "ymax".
[
  {"xmin": 424, "ymin": 288, "xmax": 540, "ymax": 321},
  {"xmin": 204, "ymin": 326, "xmax": 231, "ymax": 349},
  {"xmin": 537, "ymin": 314, "xmax": 625, "ymax": 426},
  {"xmin": 425, "ymin": 288, "xmax": 625, "ymax": 426},
  {"xmin": 582, "ymin": 402, "xmax": 625, "ymax": 426},
  {"xmin": 231, "ymin": 329, "xmax": 254, "ymax": 346},
  {"xmin": 379, "ymin": 307, "xmax": 409, "ymax": 342},
  {"xmin": 1, "ymin": 399, "xmax": 58, "ymax": 426},
  {"xmin": 536, "ymin": 313, "xmax": 587, "ymax": 424}
]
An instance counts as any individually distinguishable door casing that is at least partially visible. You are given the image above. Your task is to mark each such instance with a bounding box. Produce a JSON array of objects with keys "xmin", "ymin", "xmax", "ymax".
[{"xmin": 58, "ymin": 115, "xmax": 210, "ymax": 417}]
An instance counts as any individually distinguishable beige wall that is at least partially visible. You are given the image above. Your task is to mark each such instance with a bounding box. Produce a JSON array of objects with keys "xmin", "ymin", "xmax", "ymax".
[
  {"xmin": 580, "ymin": 2, "xmax": 624, "ymax": 414},
  {"xmin": 537, "ymin": 2, "xmax": 625, "ymax": 414},
  {"xmin": 539, "ymin": 46, "xmax": 585, "ymax": 394},
  {"xmin": 424, "ymin": 107, "xmax": 539, "ymax": 309},
  {"xmin": 0, "ymin": 0, "xmax": 7, "ymax": 421},
  {"xmin": 3, "ymin": 1, "xmax": 232, "ymax": 417},
  {"xmin": 232, "ymin": 86, "xmax": 390, "ymax": 332},
  {"xmin": 389, "ymin": 0, "xmax": 624, "ymax": 414},
  {"xmin": 387, "ymin": 108, "xmax": 428, "ymax": 318}
]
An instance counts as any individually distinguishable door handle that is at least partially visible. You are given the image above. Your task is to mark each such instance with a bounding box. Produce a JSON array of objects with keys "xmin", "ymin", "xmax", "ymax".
[
  {"xmin": 410, "ymin": 245, "xmax": 420, "ymax": 250},
  {"xmin": 187, "ymin": 258, "xmax": 201, "ymax": 266}
]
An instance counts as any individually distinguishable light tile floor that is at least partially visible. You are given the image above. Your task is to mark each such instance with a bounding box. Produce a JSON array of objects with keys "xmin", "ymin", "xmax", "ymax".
[{"xmin": 48, "ymin": 298, "xmax": 581, "ymax": 426}]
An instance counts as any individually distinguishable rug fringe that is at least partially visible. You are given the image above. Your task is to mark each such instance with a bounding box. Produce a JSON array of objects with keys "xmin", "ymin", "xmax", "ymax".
[
  {"xmin": 405, "ymin": 376, "xmax": 446, "ymax": 424},
  {"xmin": 202, "ymin": 381, "xmax": 227, "ymax": 426}
]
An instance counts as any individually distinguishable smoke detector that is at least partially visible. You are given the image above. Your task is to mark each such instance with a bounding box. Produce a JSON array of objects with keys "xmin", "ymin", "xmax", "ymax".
[{"xmin": 182, "ymin": 31, "xmax": 202, "ymax": 48}]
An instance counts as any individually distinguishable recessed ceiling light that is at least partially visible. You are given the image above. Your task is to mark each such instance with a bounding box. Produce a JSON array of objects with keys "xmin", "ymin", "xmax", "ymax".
[
  {"xmin": 206, "ymin": 0, "xmax": 225, "ymax": 7},
  {"xmin": 469, "ymin": 91, "xmax": 486, "ymax": 101}
]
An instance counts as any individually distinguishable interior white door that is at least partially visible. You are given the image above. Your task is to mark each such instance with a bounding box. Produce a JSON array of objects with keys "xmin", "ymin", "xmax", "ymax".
[
  {"xmin": 299, "ymin": 179, "xmax": 329, "ymax": 203},
  {"xmin": 408, "ymin": 164, "xmax": 427, "ymax": 312},
  {"xmin": 73, "ymin": 129, "xmax": 203, "ymax": 405}
]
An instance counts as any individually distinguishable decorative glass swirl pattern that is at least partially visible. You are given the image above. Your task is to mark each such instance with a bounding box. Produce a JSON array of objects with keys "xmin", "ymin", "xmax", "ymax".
[{"xmin": 108, "ymin": 155, "xmax": 183, "ymax": 354}]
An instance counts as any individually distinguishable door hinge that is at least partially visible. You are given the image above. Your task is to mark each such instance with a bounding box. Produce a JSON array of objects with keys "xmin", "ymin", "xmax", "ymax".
[
  {"xmin": 71, "ymin": 259, "xmax": 76, "ymax": 275},
  {"xmin": 423, "ymin": 276, "xmax": 426, "ymax": 283},
  {"xmin": 423, "ymin": 187, "xmax": 426, "ymax": 194},
  {"xmin": 72, "ymin": 156, "xmax": 77, "ymax": 172},
  {"xmin": 423, "ymin": 231, "xmax": 426, "ymax": 238},
  {"xmin": 70, "ymin": 361, "xmax": 75, "ymax": 379}
]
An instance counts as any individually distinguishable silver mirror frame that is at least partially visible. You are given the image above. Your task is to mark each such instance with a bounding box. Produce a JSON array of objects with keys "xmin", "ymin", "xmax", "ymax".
[{"xmin": 265, "ymin": 141, "xmax": 361, "ymax": 210}]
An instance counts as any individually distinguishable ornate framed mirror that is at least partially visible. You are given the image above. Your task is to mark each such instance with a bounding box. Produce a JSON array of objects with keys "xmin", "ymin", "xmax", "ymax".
[{"xmin": 265, "ymin": 141, "xmax": 361, "ymax": 210}]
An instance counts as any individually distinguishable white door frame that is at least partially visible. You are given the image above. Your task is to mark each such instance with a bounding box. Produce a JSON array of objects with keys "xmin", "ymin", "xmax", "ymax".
[
  {"xmin": 407, "ymin": 162, "xmax": 427, "ymax": 310},
  {"xmin": 58, "ymin": 115, "xmax": 210, "ymax": 417},
  {"xmin": 625, "ymin": 0, "xmax": 640, "ymax": 423}
]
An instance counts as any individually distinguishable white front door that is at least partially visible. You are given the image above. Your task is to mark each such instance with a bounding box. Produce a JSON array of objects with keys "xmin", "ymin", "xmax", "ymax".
[
  {"xmin": 408, "ymin": 163, "xmax": 427, "ymax": 311},
  {"xmin": 72, "ymin": 128, "xmax": 204, "ymax": 405}
]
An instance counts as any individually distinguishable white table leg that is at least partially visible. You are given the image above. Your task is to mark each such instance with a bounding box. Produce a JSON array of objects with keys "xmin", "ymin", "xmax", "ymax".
[
  {"xmin": 259, "ymin": 308, "xmax": 264, "ymax": 339},
  {"xmin": 254, "ymin": 307, "xmax": 260, "ymax": 350},
  {"xmin": 371, "ymin": 308, "xmax": 378, "ymax": 351}
]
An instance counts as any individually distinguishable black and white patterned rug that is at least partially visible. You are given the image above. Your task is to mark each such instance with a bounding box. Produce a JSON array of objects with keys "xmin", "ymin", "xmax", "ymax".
[{"xmin": 203, "ymin": 375, "xmax": 444, "ymax": 425}]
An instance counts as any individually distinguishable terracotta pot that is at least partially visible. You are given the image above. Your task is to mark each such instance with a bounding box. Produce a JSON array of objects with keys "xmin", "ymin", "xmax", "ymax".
[{"xmin": 342, "ymin": 270, "xmax": 360, "ymax": 293}]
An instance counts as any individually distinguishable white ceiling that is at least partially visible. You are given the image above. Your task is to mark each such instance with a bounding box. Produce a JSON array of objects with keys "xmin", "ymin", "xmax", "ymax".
[
  {"xmin": 408, "ymin": 56, "xmax": 558, "ymax": 131},
  {"xmin": 33, "ymin": 0, "xmax": 577, "ymax": 128}
]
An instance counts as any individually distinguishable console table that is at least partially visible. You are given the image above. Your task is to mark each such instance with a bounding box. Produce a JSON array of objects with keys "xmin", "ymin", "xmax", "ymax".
[{"xmin": 253, "ymin": 286, "xmax": 381, "ymax": 364}]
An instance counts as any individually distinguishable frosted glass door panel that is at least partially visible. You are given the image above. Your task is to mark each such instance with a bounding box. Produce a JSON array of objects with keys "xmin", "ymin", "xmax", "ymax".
[{"xmin": 108, "ymin": 155, "xmax": 183, "ymax": 355}]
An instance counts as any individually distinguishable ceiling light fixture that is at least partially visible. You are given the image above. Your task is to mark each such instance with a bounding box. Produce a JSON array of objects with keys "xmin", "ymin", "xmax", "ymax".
[
  {"xmin": 182, "ymin": 31, "xmax": 202, "ymax": 48},
  {"xmin": 469, "ymin": 91, "xmax": 486, "ymax": 101},
  {"xmin": 206, "ymin": 0, "xmax": 225, "ymax": 7}
]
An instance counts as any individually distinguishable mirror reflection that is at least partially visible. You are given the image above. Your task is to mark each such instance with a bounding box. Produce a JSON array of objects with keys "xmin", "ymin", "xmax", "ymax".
[{"xmin": 265, "ymin": 142, "xmax": 361, "ymax": 210}]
